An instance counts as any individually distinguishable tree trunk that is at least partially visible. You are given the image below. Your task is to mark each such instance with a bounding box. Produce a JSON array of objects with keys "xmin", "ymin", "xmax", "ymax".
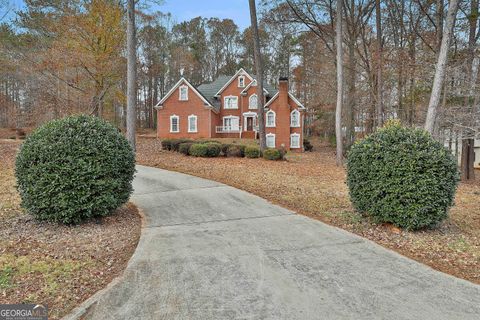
[
  {"xmin": 126, "ymin": 0, "xmax": 136, "ymax": 151},
  {"xmin": 375, "ymin": 0, "xmax": 384, "ymax": 127},
  {"xmin": 424, "ymin": 0, "xmax": 459, "ymax": 134},
  {"xmin": 335, "ymin": 0, "xmax": 344, "ymax": 166},
  {"xmin": 461, "ymin": 138, "xmax": 476, "ymax": 181},
  {"xmin": 345, "ymin": 39, "xmax": 355, "ymax": 151},
  {"xmin": 249, "ymin": 0, "xmax": 266, "ymax": 151}
]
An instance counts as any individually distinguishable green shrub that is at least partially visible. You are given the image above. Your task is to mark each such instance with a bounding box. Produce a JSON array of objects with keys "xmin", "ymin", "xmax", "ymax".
[
  {"xmin": 15, "ymin": 115, "xmax": 135, "ymax": 224},
  {"xmin": 226, "ymin": 144, "xmax": 246, "ymax": 157},
  {"xmin": 244, "ymin": 146, "xmax": 260, "ymax": 158},
  {"xmin": 263, "ymin": 148, "xmax": 282, "ymax": 160},
  {"xmin": 304, "ymin": 138, "xmax": 313, "ymax": 151},
  {"xmin": 189, "ymin": 143, "xmax": 221, "ymax": 157},
  {"xmin": 171, "ymin": 139, "xmax": 192, "ymax": 152},
  {"xmin": 220, "ymin": 143, "xmax": 232, "ymax": 156},
  {"xmin": 346, "ymin": 121, "xmax": 459, "ymax": 230},
  {"xmin": 162, "ymin": 139, "xmax": 173, "ymax": 150},
  {"xmin": 179, "ymin": 142, "xmax": 194, "ymax": 155}
]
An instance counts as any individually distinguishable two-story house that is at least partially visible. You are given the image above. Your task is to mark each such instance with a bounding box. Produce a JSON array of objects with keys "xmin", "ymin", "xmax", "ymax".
[{"xmin": 154, "ymin": 68, "xmax": 306, "ymax": 151}]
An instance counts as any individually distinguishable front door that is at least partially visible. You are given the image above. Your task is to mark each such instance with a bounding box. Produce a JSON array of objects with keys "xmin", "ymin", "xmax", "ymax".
[{"xmin": 246, "ymin": 117, "xmax": 253, "ymax": 131}]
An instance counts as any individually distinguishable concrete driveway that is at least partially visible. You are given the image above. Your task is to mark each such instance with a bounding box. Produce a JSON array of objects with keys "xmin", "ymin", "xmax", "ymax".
[{"xmin": 79, "ymin": 165, "xmax": 480, "ymax": 320}]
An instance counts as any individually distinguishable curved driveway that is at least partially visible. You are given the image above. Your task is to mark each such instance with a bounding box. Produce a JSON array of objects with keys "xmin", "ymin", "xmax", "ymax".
[{"xmin": 82, "ymin": 165, "xmax": 480, "ymax": 320}]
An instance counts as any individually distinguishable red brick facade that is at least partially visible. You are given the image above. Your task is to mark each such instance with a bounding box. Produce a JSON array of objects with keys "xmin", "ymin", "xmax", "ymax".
[{"xmin": 154, "ymin": 69, "xmax": 305, "ymax": 151}]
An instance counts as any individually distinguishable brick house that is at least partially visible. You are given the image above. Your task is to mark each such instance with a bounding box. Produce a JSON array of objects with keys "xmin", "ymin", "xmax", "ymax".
[{"xmin": 154, "ymin": 68, "xmax": 306, "ymax": 151}]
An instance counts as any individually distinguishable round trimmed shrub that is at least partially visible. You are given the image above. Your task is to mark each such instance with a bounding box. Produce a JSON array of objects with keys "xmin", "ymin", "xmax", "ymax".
[
  {"xmin": 226, "ymin": 144, "xmax": 246, "ymax": 157},
  {"xmin": 189, "ymin": 143, "xmax": 221, "ymax": 157},
  {"xmin": 346, "ymin": 121, "xmax": 459, "ymax": 230},
  {"xmin": 15, "ymin": 115, "xmax": 135, "ymax": 224},
  {"xmin": 161, "ymin": 139, "xmax": 173, "ymax": 150},
  {"xmin": 263, "ymin": 148, "xmax": 282, "ymax": 160},
  {"xmin": 303, "ymin": 138, "xmax": 313, "ymax": 152},
  {"xmin": 179, "ymin": 142, "xmax": 193, "ymax": 155},
  {"xmin": 245, "ymin": 146, "xmax": 260, "ymax": 158},
  {"xmin": 171, "ymin": 139, "xmax": 192, "ymax": 152}
]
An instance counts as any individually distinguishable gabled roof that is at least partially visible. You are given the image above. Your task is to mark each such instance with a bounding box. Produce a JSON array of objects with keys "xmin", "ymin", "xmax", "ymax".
[
  {"xmin": 264, "ymin": 91, "xmax": 306, "ymax": 109},
  {"xmin": 214, "ymin": 68, "xmax": 254, "ymax": 96},
  {"xmin": 154, "ymin": 78, "xmax": 213, "ymax": 110},
  {"xmin": 240, "ymin": 79, "xmax": 273, "ymax": 96}
]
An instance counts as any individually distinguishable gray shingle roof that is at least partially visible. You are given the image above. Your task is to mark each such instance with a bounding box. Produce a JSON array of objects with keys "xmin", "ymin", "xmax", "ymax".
[
  {"xmin": 197, "ymin": 75, "xmax": 231, "ymax": 111},
  {"xmin": 196, "ymin": 74, "xmax": 277, "ymax": 112}
]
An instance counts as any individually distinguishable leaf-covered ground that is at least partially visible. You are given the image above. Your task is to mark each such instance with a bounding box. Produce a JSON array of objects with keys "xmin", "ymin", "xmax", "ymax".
[
  {"xmin": 137, "ymin": 136, "xmax": 480, "ymax": 284},
  {"xmin": 0, "ymin": 140, "xmax": 141, "ymax": 319}
]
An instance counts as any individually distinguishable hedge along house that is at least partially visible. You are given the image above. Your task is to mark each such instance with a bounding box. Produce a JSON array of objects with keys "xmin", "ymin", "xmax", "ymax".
[{"xmin": 154, "ymin": 68, "xmax": 306, "ymax": 151}]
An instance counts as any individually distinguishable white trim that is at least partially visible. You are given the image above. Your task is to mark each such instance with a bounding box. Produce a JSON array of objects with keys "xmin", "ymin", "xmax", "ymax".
[
  {"xmin": 266, "ymin": 133, "xmax": 276, "ymax": 148},
  {"xmin": 170, "ymin": 115, "xmax": 179, "ymax": 133},
  {"xmin": 290, "ymin": 109, "xmax": 301, "ymax": 127},
  {"xmin": 266, "ymin": 110, "xmax": 276, "ymax": 127},
  {"xmin": 188, "ymin": 114, "xmax": 197, "ymax": 133},
  {"xmin": 290, "ymin": 133, "xmax": 301, "ymax": 148},
  {"xmin": 222, "ymin": 115, "xmax": 240, "ymax": 131},
  {"xmin": 223, "ymin": 95, "xmax": 238, "ymax": 109},
  {"xmin": 243, "ymin": 113, "xmax": 257, "ymax": 131},
  {"xmin": 155, "ymin": 78, "xmax": 213, "ymax": 109},
  {"xmin": 240, "ymin": 80, "xmax": 270, "ymax": 95},
  {"xmin": 249, "ymin": 94, "xmax": 258, "ymax": 109},
  {"xmin": 215, "ymin": 68, "xmax": 254, "ymax": 96},
  {"xmin": 264, "ymin": 91, "xmax": 306, "ymax": 109},
  {"xmin": 238, "ymin": 75, "xmax": 245, "ymax": 87},
  {"xmin": 179, "ymin": 85, "xmax": 188, "ymax": 101}
]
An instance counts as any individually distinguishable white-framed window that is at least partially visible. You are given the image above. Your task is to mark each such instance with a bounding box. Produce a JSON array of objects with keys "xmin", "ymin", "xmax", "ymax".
[
  {"xmin": 266, "ymin": 110, "xmax": 276, "ymax": 127},
  {"xmin": 290, "ymin": 109, "xmax": 300, "ymax": 127},
  {"xmin": 188, "ymin": 114, "xmax": 197, "ymax": 133},
  {"xmin": 290, "ymin": 133, "xmax": 301, "ymax": 148},
  {"xmin": 238, "ymin": 76, "xmax": 245, "ymax": 87},
  {"xmin": 266, "ymin": 133, "xmax": 276, "ymax": 148},
  {"xmin": 249, "ymin": 94, "xmax": 258, "ymax": 109},
  {"xmin": 224, "ymin": 96, "xmax": 238, "ymax": 109},
  {"xmin": 170, "ymin": 115, "xmax": 179, "ymax": 133},
  {"xmin": 179, "ymin": 85, "xmax": 188, "ymax": 101},
  {"xmin": 223, "ymin": 116, "xmax": 239, "ymax": 130}
]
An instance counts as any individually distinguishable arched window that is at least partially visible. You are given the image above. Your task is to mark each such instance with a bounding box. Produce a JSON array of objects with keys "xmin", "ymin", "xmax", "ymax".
[
  {"xmin": 266, "ymin": 110, "xmax": 276, "ymax": 127},
  {"xmin": 290, "ymin": 109, "xmax": 300, "ymax": 127},
  {"xmin": 249, "ymin": 94, "xmax": 258, "ymax": 109}
]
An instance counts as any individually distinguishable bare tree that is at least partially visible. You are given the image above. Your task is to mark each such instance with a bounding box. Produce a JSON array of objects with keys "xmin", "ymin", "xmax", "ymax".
[
  {"xmin": 249, "ymin": 0, "xmax": 267, "ymax": 151},
  {"xmin": 375, "ymin": 0, "xmax": 383, "ymax": 127},
  {"xmin": 126, "ymin": 0, "xmax": 136, "ymax": 151},
  {"xmin": 335, "ymin": 0, "xmax": 344, "ymax": 165},
  {"xmin": 424, "ymin": 0, "xmax": 459, "ymax": 134}
]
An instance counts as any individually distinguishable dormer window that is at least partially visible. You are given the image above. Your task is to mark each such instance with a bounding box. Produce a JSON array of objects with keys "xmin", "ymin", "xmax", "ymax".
[
  {"xmin": 238, "ymin": 76, "xmax": 245, "ymax": 88},
  {"xmin": 179, "ymin": 85, "xmax": 188, "ymax": 101}
]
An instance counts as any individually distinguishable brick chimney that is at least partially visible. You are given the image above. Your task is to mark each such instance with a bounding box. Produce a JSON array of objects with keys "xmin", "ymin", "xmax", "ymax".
[{"xmin": 278, "ymin": 77, "xmax": 289, "ymax": 104}]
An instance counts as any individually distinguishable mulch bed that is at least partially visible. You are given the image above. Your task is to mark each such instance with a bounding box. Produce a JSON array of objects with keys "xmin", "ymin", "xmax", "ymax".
[
  {"xmin": 136, "ymin": 136, "xmax": 480, "ymax": 285},
  {"xmin": 0, "ymin": 140, "xmax": 141, "ymax": 319}
]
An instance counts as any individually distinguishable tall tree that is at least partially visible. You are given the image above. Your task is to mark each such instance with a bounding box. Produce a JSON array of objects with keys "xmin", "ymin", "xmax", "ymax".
[
  {"xmin": 375, "ymin": 0, "xmax": 383, "ymax": 127},
  {"xmin": 335, "ymin": 0, "xmax": 344, "ymax": 165},
  {"xmin": 424, "ymin": 0, "xmax": 459, "ymax": 134},
  {"xmin": 249, "ymin": 0, "xmax": 267, "ymax": 151},
  {"xmin": 126, "ymin": 0, "xmax": 136, "ymax": 150}
]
